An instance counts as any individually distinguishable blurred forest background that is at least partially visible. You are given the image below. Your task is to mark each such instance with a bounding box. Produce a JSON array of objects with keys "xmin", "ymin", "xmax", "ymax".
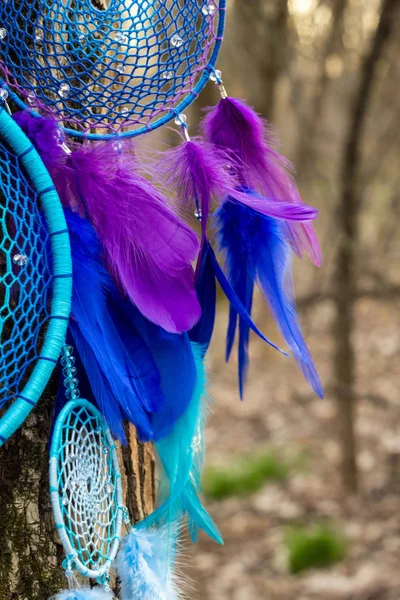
[{"xmin": 176, "ymin": 0, "xmax": 400, "ymax": 598}]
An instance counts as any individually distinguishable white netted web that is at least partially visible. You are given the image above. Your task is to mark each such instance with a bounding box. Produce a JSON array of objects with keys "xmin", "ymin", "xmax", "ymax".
[{"xmin": 50, "ymin": 400, "xmax": 123, "ymax": 579}]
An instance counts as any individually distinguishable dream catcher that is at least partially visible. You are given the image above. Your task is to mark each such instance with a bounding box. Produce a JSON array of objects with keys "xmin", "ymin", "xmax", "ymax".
[
  {"xmin": 0, "ymin": 0, "xmax": 323, "ymax": 597},
  {"xmin": 0, "ymin": 105, "xmax": 71, "ymax": 446}
]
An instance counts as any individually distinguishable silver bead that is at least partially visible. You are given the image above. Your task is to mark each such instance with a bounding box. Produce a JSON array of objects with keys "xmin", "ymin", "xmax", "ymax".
[
  {"xmin": 0, "ymin": 88, "xmax": 8, "ymax": 102},
  {"xmin": 202, "ymin": 3, "xmax": 217, "ymax": 16},
  {"xmin": 34, "ymin": 29, "xmax": 43, "ymax": 43},
  {"xmin": 174, "ymin": 113, "xmax": 187, "ymax": 126},
  {"xmin": 116, "ymin": 63, "xmax": 126, "ymax": 74},
  {"xmin": 105, "ymin": 482, "xmax": 114, "ymax": 494},
  {"xmin": 115, "ymin": 31, "xmax": 128, "ymax": 44},
  {"xmin": 162, "ymin": 70, "xmax": 174, "ymax": 80},
  {"xmin": 12, "ymin": 254, "xmax": 28, "ymax": 266},
  {"xmin": 194, "ymin": 208, "xmax": 202, "ymax": 221},
  {"xmin": 27, "ymin": 92, "xmax": 36, "ymax": 105},
  {"xmin": 209, "ymin": 69, "xmax": 222, "ymax": 83},
  {"xmin": 61, "ymin": 495, "xmax": 69, "ymax": 506},
  {"xmin": 78, "ymin": 33, "xmax": 86, "ymax": 45},
  {"xmin": 170, "ymin": 34, "xmax": 183, "ymax": 48},
  {"xmin": 58, "ymin": 83, "xmax": 70, "ymax": 98},
  {"xmin": 0, "ymin": 28, "xmax": 7, "ymax": 41}
]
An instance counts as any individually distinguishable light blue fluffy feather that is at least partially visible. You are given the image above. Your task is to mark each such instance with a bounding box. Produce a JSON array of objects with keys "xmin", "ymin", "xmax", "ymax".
[
  {"xmin": 52, "ymin": 588, "xmax": 113, "ymax": 599},
  {"xmin": 115, "ymin": 527, "xmax": 181, "ymax": 600}
]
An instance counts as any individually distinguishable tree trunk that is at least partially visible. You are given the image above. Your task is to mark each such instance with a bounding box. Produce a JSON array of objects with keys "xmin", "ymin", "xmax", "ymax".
[
  {"xmin": 334, "ymin": 0, "xmax": 398, "ymax": 495},
  {"xmin": 0, "ymin": 382, "xmax": 154, "ymax": 599}
]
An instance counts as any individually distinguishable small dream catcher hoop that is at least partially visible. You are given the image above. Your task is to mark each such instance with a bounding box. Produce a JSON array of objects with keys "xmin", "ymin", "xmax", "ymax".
[
  {"xmin": 0, "ymin": 107, "xmax": 71, "ymax": 446},
  {"xmin": 0, "ymin": 0, "xmax": 226, "ymax": 138},
  {"xmin": 50, "ymin": 375, "xmax": 123, "ymax": 585}
]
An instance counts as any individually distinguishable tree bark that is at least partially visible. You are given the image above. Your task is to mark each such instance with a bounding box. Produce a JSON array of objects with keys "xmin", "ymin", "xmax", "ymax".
[
  {"xmin": 0, "ymin": 383, "xmax": 154, "ymax": 599},
  {"xmin": 334, "ymin": 0, "xmax": 398, "ymax": 495}
]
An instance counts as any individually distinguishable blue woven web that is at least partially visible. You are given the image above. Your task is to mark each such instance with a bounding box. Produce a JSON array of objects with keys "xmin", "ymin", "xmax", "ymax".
[
  {"xmin": 0, "ymin": 141, "xmax": 52, "ymax": 407},
  {"xmin": 0, "ymin": 0, "xmax": 224, "ymax": 137}
]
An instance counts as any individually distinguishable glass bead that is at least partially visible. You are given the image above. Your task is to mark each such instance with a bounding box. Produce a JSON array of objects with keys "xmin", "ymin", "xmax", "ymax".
[
  {"xmin": 63, "ymin": 376, "xmax": 79, "ymax": 388},
  {"xmin": 194, "ymin": 208, "xmax": 202, "ymax": 221},
  {"xmin": 170, "ymin": 34, "xmax": 183, "ymax": 48},
  {"xmin": 78, "ymin": 34, "xmax": 86, "ymax": 45},
  {"xmin": 62, "ymin": 344, "xmax": 74, "ymax": 355},
  {"xmin": 34, "ymin": 30, "xmax": 43, "ymax": 43},
  {"xmin": 115, "ymin": 31, "xmax": 128, "ymax": 44},
  {"xmin": 202, "ymin": 3, "xmax": 217, "ymax": 16},
  {"xmin": 0, "ymin": 28, "xmax": 7, "ymax": 41},
  {"xmin": 162, "ymin": 70, "xmax": 174, "ymax": 80},
  {"xmin": 120, "ymin": 106, "xmax": 129, "ymax": 116},
  {"xmin": 58, "ymin": 83, "xmax": 70, "ymax": 98},
  {"xmin": 70, "ymin": 480, "xmax": 79, "ymax": 491},
  {"xmin": 105, "ymin": 482, "xmax": 114, "ymax": 494},
  {"xmin": 116, "ymin": 63, "xmax": 126, "ymax": 74},
  {"xmin": 61, "ymin": 495, "xmax": 69, "ymax": 506},
  {"xmin": 62, "ymin": 366, "xmax": 77, "ymax": 378},
  {"xmin": 61, "ymin": 355, "xmax": 75, "ymax": 367},
  {"xmin": 174, "ymin": 113, "xmax": 187, "ymax": 126},
  {"xmin": 112, "ymin": 139, "xmax": 123, "ymax": 151},
  {"xmin": 12, "ymin": 254, "xmax": 28, "ymax": 266},
  {"xmin": 27, "ymin": 92, "xmax": 36, "ymax": 105},
  {"xmin": 103, "ymin": 447, "xmax": 110, "ymax": 456},
  {"xmin": 210, "ymin": 69, "xmax": 222, "ymax": 83},
  {"xmin": 0, "ymin": 88, "xmax": 8, "ymax": 102}
]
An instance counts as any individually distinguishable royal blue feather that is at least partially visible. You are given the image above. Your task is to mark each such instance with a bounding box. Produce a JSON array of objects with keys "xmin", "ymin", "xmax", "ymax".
[
  {"xmin": 215, "ymin": 200, "xmax": 323, "ymax": 398},
  {"xmin": 189, "ymin": 243, "xmax": 217, "ymax": 355},
  {"xmin": 125, "ymin": 305, "xmax": 197, "ymax": 441},
  {"xmin": 65, "ymin": 210, "xmax": 165, "ymax": 442}
]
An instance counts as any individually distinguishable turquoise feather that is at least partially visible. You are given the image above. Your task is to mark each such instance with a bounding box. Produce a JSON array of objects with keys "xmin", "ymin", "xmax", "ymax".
[{"xmin": 140, "ymin": 343, "xmax": 222, "ymax": 545}]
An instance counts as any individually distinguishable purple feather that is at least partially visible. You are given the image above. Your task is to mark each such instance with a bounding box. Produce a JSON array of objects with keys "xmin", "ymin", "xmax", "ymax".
[
  {"xmin": 60, "ymin": 142, "xmax": 201, "ymax": 334},
  {"xmin": 202, "ymin": 97, "xmax": 322, "ymax": 266}
]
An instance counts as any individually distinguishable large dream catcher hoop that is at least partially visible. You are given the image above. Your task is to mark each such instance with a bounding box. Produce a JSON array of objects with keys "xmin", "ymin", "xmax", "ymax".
[
  {"xmin": 0, "ymin": 1, "xmax": 324, "ymax": 598},
  {"xmin": 0, "ymin": 0, "xmax": 226, "ymax": 138},
  {"xmin": 0, "ymin": 106, "xmax": 71, "ymax": 446}
]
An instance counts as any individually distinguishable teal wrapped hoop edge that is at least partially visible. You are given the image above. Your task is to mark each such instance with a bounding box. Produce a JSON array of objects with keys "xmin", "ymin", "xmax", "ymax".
[
  {"xmin": 49, "ymin": 398, "xmax": 123, "ymax": 579},
  {"xmin": 4, "ymin": 1, "xmax": 226, "ymax": 141},
  {"xmin": 0, "ymin": 107, "xmax": 72, "ymax": 446}
]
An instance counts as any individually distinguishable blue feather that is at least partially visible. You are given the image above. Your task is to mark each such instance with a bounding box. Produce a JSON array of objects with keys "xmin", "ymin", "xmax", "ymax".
[
  {"xmin": 125, "ymin": 305, "xmax": 197, "ymax": 441},
  {"xmin": 215, "ymin": 200, "xmax": 323, "ymax": 398},
  {"xmin": 189, "ymin": 243, "xmax": 217, "ymax": 355},
  {"xmin": 139, "ymin": 343, "xmax": 222, "ymax": 545},
  {"xmin": 115, "ymin": 527, "xmax": 180, "ymax": 600},
  {"xmin": 65, "ymin": 209, "xmax": 165, "ymax": 442}
]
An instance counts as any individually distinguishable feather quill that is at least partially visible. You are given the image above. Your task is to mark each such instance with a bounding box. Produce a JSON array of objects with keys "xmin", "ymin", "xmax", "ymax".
[
  {"xmin": 203, "ymin": 97, "xmax": 322, "ymax": 266},
  {"xmin": 216, "ymin": 200, "xmax": 323, "ymax": 398}
]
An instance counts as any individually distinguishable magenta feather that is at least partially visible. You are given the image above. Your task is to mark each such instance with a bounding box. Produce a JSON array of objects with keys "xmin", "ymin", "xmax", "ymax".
[
  {"xmin": 202, "ymin": 97, "xmax": 322, "ymax": 266},
  {"xmin": 60, "ymin": 142, "xmax": 201, "ymax": 334}
]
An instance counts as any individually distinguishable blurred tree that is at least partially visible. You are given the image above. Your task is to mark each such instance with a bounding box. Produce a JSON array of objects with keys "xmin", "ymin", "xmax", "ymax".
[{"xmin": 334, "ymin": 0, "xmax": 398, "ymax": 494}]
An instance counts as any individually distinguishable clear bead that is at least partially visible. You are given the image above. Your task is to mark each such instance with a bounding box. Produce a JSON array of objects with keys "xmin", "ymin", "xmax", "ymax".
[
  {"xmin": 34, "ymin": 29, "xmax": 43, "ymax": 43},
  {"xmin": 70, "ymin": 480, "xmax": 79, "ymax": 491},
  {"xmin": 202, "ymin": 3, "xmax": 217, "ymax": 16},
  {"xmin": 62, "ymin": 366, "xmax": 77, "ymax": 378},
  {"xmin": 105, "ymin": 482, "xmax": 114, "ymax": 494},
  {"xmin": 62, "ymin": 344, "xmax": 74, "ymax": 355},
  {"xmin": 116, "ymin": 63, "xmax": 126, "ymax": 74},
  {"xmin": 63, "ymin": 376, "xmax": 79, "ymax": 388},
  {"xmin": 174, "ymin": 113, "xmax": 187, "ymax": 126},
  {"xmin": 27, "ymin": 92, "xmax": 36, "ymax": 105},
  {"xmin": 61, "ymin": 495, "xmax": 69, "ymax": 506},
  {"xmin": 0, "ymin": 88, "xmax": 8, "ymax": 102},
  {"xmin": 194, "ymin": 208, "xmax": 202, "ymax": 221},
  {"xmin": 115, "ymin": 31, "xmax": 128, "ymax": 44},
  {"xmin": 78, "ymin": 33, "xmax": 86, "ymax": 45},
  {"xmin": 162, "ymin": 70, "xmax": 174, "ymax": 80},
  {"xmin": 0, "ymin": 28, "xmax": 7, "ymax": 41},
  {"xmin": 210, "ymin": 69, "xmax": 222, "ymax": 83},
  {"xmin": 170, "ymin": 34, "xmax": 183, "ymax": 48},
  {"xmin": 103, "ymin": 446, "xmax": 110, "ymax": 456},
  {"xmin": 112, "ymin": 139, "xmax": 123, "ymax": 151},
  {"xmin": 12, "ymin": 254, "xmax": 28, "ymax": 266},
  {"xmin": 58, "ymin": 83, "xmax": 70, "ymax": 98},
  {"xmin": 61, "ymin": 355, "xmax": 75, "ymax": 367},
  {"xmin": 120, "ymin": 106, "xmax": 129, "ymax": 116}
]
